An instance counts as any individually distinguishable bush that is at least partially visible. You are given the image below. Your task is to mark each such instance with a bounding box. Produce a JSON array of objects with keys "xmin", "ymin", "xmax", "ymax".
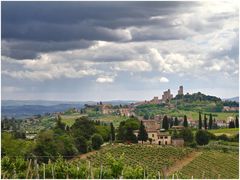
[
  {"xmin": 195, "ymin": 130, "xmax": 210, "ymax": 145},
  {"xmin": 188, "ymin": 141, "xmax": 197, "ymax": 148},
  {"xmin": 217, "ymin": 134, "xmax": 229, "ymax": 141},
  {"xmin": 179, "ymin": 128, "xmax": 194, "ymax": 143},
  {"xmin": 91, "ymin": 133, "xmax": 103, "ymax": 150},
  {"xmin": 206, "ymin": 131, "xmax": 217, "ymax": 140}
]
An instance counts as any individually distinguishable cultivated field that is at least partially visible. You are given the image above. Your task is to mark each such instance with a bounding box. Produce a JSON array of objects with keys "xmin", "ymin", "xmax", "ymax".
[{"xmin": 178, "ymin": 150, "xmax": 239, "ymax": 179}]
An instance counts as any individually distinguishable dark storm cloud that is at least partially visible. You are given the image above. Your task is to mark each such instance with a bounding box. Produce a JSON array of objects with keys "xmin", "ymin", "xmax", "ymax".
[
  {"xmin": 2, "ymin": 39, "xmax": 95, "ymax": 59},
  {"xmin": 1, "ymin": 1, "xmax": 199, "ymax": 59}
]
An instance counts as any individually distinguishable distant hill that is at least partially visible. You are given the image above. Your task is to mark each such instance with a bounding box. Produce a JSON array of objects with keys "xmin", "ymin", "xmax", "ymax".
[
  {"xmin": 223, "ymin": 97, "xmax": 239, "ymax": 102},
  {"xmin": 1, "ymin": 100, "xmax": 136, "ymax": 119}
]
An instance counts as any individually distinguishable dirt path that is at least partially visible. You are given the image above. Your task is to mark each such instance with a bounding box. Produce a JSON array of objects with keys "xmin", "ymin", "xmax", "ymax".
[
  {"xmin": 165, "ymin": 151, "xmax": 202, "ymax": 177},
  {"xmin": 70, "ymin": 150, "xmax": 98, "ymax": 162}
]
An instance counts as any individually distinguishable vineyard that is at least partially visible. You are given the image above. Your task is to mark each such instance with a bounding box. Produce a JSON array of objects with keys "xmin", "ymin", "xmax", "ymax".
[
  {"xmin": 83, "ymin": 144, "xmax": 193, "ymax": 175},
  {"xmin": 178, "ymin": 150, "xmax": 239, "ymax": 179}
]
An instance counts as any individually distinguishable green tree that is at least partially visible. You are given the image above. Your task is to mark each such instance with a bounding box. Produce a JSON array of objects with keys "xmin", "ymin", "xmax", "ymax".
[
  {"xmin": 143, "ymin": 114, "xmax": 149, "ymax": 120},
  {"xmin": 125, "ymin": 127, "xmax": 138, "ymax": 143},
  {"xmin": 179, "ymin": 128, "xmax": 193, "ymax": 143},
  {"xmin": 110, "ymin": 122, "xmax": 115, "ymax": 142},
  {"xmin": 174, "ymin": 117, "xmax": 179, "ymax": 126},
  {"xmin": 117, "ymin": 121, "xmax": 126, "ymax": 141},
  {"xmin": 71, "ymin": 116, "xmax": 96, "ymax": 139},
  {"xmin": 91, "ymin": 133, "xmax": 103, "ymax": 150},
  {"xmin": 75, "ymin": 136, "xmax": 88, "ymax": 153},
  {"xmin": 204, "ymin": 114, "xmax": 208, "ymax": 129},
  {"xmin": 235, "ymin": 116, "xmax": 239, "ymax": 128},
  {"xmin": 195, "ymin": 130, "xmax": 210, "ymax": 145},
  {"xmin": 198, "ymin": 112, "xmax": 202, "ymax": 129},
  {"xmin": 137, "ymin": 121, "xmax": 148, "ymax": 144},
  {"xmin": 56, "ymin": 114, "xmax": 65, "ymax": 130},
  {"xmin": 183, "ymin": 115, "xmax": 188, "ymax": 127},
  {"xmin": 229, "ymin": 121, "xmax": 235, "ymax": 128},
  {"xmin": 34, "ymin": 130, "xmax": 58, "ymax": 162},
  {"xmin": 162, "ymin": 115, "xmax": 169, "ymax": 130},
  {"xmin": 96, "ymin": 125, "xmax": 110, "ymax": 142},
  {"xmin": 172, "ymin": 129, "xmax": 179, "ymax": 139},
  {"xmin": 208, "ymin": 114, "xmax": 213, "ymax": 129}
]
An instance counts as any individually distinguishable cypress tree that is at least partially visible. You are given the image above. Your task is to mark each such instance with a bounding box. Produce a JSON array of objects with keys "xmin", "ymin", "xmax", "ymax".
[
  {"xmin": 183, "ymin": 115, "xmax": 188, "ymax": 127},
  {"xmin": 204, "ymin": 114, "xmax": 208, "ymax": 130},
  {"xmin": 170, "ymin": 117, "xmax": 174, "ymax": 128},
  {"xmin": 174, "ymin": 117, "xmax": 179, "ymax": 126},
  {"xmin": 110, "ymin": 122, "xmax": 115, "ymax": 142},
  {"xmin": 235, "ymin": 116, "xmax": 239, "ymax": 128},
  {"xmin": 229, "ymin": 121, "xmax": 235, "ymax": 128},
  {"xmin": 208, "ymin": 114, "xmax": 213, "ymax": 129},
  {"xmin": 162, "ymin": 115, "xmax": 169, "ymax": 130},
  {"xmin": 198, "ymin": 112, "xmax": 202, "ymax": 129},
  {"xmin": 138, "ymin": 121, "xmax": 148, "ymax": 144}
]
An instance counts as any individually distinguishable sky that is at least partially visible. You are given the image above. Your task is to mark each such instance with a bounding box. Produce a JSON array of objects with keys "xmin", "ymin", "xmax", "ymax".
[{"xmin": 1, "ymin": 1, "xmax": 239, "ymax": 101}]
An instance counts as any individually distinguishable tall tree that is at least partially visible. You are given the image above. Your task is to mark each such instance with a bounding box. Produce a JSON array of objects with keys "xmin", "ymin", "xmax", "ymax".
[
  {"xmin": 198, "ymin": 112, "xmax": 202, "ymax": 129},
  {"xmin": 235, "ymin": 116, "xmax": 239, "ymax": 128},
  {"xmin": 204, "ymin": 114, "xmax": 208, "ymax": 130},
  {"xmin": 229, "ymin": 121, "xmax": 235, "ymax": 128},
  {"xmin": 208, "ymin": 114, "xmax": 213, "ymax": 129},
  {"xmin": 170, "ymin": 117, "xmax": 174, "ymax": 128},
  {"xmin": 110, "ymin": 122, "xmax": 115, "ymax": 143},
  {"xmin": 138, "ymin": 121, "xmax": 148, "ymax": 144},
  {"xmin": 174, "ymin": 117, "xmax": 179, "ymax": 126},
  {"xmin": 183, "ymin": 115, "xmax": 188, "ymax": 128},
  {"xmin": 162, "ymin": 115, "xmax": 169, "ymax": 130}
]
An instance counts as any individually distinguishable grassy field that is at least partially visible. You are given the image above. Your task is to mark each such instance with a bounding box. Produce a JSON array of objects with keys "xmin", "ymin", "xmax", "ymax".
[
  {"xmin": 91, "ymin": 114, "xmax": 128, "ymax": 127},
  {"xmin": 178, "ymin": 150, "xmax": 239, "ymax": 179},
  {"xmin": 61, "ymin": 113, "xmax": 87, "ymax": 126},
  {"xmin": 208, "ymin": 128, "xmax": 239, "ymax": 136},
  {"xmin": 61, "ymin": 113, "xmax": 128, "ymax": 127}
]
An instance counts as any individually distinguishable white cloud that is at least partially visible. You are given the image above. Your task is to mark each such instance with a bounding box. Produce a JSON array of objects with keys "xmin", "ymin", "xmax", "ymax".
[
  {"xmin": 159, "ymin": 77, "xmax": 169, "ymax": 83},
  {"xmin": 96, "ymin": 76, "xmax": 115, "ymax": 83},
  {"xmin": 113, "ymin": 60, "xmax": 152, "ymax": 72}
]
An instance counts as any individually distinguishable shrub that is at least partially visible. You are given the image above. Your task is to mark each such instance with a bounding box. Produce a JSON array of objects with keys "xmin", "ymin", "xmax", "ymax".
[
  {"xmin": 188, "ymin": 141, "xmax": 197, "ymax": 148},
  {"xmin": 206, "ymin": 131, "xmax": 217, "ymax": 140},
  {"xmin": 91, "ymin": 133, "xmax": 103, "ymax": 150},
  {"xmin": 217, "ymin": 134, "xmax": 229, "ymax": 141},
  {"xmin": 195, "ymin": 130, "xmax": 210, "ymax": 145},
  {"xmin": 179, "ymin": 128, "xmax": 194, "ymax": 143}
]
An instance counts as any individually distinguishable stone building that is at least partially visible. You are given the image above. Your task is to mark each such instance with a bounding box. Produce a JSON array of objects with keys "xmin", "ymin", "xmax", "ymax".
[
  {"xmin": 134, "ymin": 120, "xmax": 171, "ymax": 145},
  {"xmin": 101, "ymin": 104, "xmax": 114, "ymax": 114},
  {"xmin": 162, "ymin": 89, "xmax": 173, "ymax": 102},
  {"xmin": 172, "ymin": 138, "xmax": 184, "ymax": 147},
  {"xmin": 178, "ymin": 86, "xmax": 184, "ymax": 95},
  {"xmin": 150, "ymin": 96, "xmax": 160, "ymax": 104}
]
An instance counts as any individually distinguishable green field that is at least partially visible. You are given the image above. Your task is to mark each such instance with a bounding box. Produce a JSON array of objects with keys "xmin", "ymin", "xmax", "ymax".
[
  {"xmin": 61, "ymin": 114, "xmax": 128, "ymax": 127},
  {"xmin": 61, "ymin": 113, "xmax": 87, "ymax": 126},
  {"xmin": 91, "ymin": 115, "xmax": 128, "ymax": 127},
  {"xmin": 208, "ymin": 128, "xmax": 239, "ymax": 136},
  {"xmin": 178, "ymin": 150, "xmax": 239, "ymax": 179}
]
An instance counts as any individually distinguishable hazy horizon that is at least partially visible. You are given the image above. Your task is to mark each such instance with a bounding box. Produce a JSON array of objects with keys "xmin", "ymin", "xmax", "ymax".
[{"xmin": 2, "ymin": 1, "xmax": 239, "ymax": 101}]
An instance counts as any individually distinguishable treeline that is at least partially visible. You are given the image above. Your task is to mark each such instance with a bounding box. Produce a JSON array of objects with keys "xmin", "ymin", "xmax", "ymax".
[
  {"xmin": 174, "ymin": 92, "xmax": 222, "ymax": 102},
  {"xmin": 2, "ymin": 116, "xmax": 114, "ymax": 163}
]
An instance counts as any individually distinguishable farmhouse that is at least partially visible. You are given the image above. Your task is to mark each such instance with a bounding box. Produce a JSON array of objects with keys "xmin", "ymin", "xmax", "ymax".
[{"xmin": 134, "ymin": 120, "xmax": 171, "ymax": 145}]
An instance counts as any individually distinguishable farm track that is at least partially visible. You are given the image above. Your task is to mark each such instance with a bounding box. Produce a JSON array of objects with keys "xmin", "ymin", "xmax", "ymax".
[
  {"xmin": 70, "ymin": 150, "xmax": 98, "ymax": 161},
  {"xmin": 165, "ymin": 151, "xmax": 202, "ymax": 177}
]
